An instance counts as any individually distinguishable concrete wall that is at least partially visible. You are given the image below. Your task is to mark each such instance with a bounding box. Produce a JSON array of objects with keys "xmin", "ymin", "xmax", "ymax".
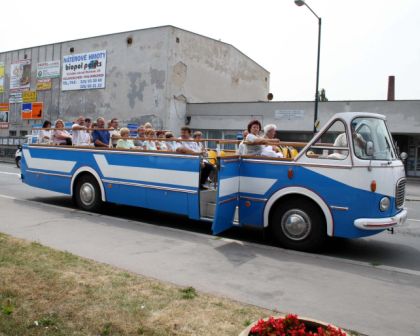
[
  {"xmin": 187, "ymin": 100, "xmax": 420, "ymax": 134},
  {"xmin": 0, "ymin": 26, "xmax": 270, "ymax": 136},
  {"xmin": 165, "ymin": 27, "xmax": 270, "ymax": 131}
]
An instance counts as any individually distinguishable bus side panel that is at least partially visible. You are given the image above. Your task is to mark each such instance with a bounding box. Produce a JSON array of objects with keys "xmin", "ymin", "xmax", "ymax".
[
  {"xmin": 22, "ymin": 171, "xmax": 71, "ymax": 195},
  {"xmin": 21, "ymin": 146, "xmax": 73, "ymax": 194},
  {"xmin": 146, "ymin": 189, "xmax": 191, "ymax": 216},
  {"xmin": 104, "ymin": 182, "xmax": 147, "ymax": 207},
  {"xmin": 238, "ymin": 198, "xmax": 265, "ymax": 227},
  {"xmin": 22, "ymin": 146, "xmax": 201, "ymax": 219},
  {"xmin": 239, "ymin": 160, "xmax": 289, "ymax": 227},
  {"xmin": 96, "ymin": 152, "xmax": 201, "ymax": 219}
]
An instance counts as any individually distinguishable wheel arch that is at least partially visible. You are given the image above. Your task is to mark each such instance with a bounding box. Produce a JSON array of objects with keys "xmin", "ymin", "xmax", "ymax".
[
  {"xmin": 264, "ymin": 186, "xmax": 333, "ymax": 236},
  {"xmin": 70, "ymin": 167, "xmax": 106, "ymax": 202}
]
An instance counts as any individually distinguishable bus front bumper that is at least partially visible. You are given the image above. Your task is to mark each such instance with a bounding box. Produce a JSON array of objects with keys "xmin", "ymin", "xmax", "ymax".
[{"xmin": 354, "ymin": 209, "xmax": 407, "ymax": 230}]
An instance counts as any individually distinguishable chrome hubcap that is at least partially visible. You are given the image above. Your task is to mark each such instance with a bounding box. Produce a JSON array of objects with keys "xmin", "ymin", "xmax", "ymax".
[
  {"xmin": 281, "ymin": 209, "xmax": 312, "ymax": 241},
  {"xmin": 80, "ymin": 183, "xmax": 95, "ymax": 206}
]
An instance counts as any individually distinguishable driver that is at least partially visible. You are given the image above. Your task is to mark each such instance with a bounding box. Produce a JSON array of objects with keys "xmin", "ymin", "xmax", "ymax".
[{"xmin": 333, "ymin": 121, "xmax": 366, "ymax": 158}]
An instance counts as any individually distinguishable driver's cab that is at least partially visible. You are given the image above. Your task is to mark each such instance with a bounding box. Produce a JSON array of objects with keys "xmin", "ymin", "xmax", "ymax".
[{"xmin": 297, "ymin": 112, "xmax": 401, "ymax": 168}]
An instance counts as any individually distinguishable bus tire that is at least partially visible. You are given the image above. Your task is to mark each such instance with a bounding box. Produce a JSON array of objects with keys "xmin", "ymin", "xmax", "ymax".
[
  {"xmin": 74, "ymin": 174, "xmax": 103, "ymax": 212},
  {"xmin": 270, "ymin": 199, "xmax": 326, "ymax": 252}
]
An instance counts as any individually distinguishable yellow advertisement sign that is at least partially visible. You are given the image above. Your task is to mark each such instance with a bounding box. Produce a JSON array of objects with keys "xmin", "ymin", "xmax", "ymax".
[
  {"xmin": 0, "ymin": 62, "xmax": 4, "ymax": 93},
  {"xmin": 36, "ymin": 78, "xmax": 52, "ymax": 91},
  {"xmin": 22, "ymin": 90, "xmax": 37, "ymax": 103}
]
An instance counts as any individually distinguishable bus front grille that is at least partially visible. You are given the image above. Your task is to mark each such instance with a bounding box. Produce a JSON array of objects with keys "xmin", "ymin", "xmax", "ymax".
[{"xmin": 395, "ymin": 178, "xmax": 406, "ymax": 209}]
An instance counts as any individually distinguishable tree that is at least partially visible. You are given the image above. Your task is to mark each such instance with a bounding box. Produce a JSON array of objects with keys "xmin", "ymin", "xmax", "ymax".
[{"xmin": 319, "ymin": 88, "xmax": 328, "ymax": 102}]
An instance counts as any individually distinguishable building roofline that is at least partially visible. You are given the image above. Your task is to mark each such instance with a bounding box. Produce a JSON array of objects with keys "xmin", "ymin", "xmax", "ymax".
[
  {"xmin": 0, "ymin": 25, "xmax": 269, "ymax": 73},
  {"xmin": 0, "ymin": 25, "xmax": 171, "ymax": 54},
  {"xmin": 187, "ymin": 99, "xmax": 420, "ymax": 104}
]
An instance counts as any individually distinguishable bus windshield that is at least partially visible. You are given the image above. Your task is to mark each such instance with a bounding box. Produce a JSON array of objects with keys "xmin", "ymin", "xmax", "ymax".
[{"xmin": 352, "ymin": 117, "xmax": 397, "ymax": 161}]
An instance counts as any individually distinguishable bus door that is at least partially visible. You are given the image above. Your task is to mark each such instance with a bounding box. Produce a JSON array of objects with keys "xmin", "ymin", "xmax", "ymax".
[{"xmin": 212, "ymin": 157, "xmax": 240, "ymax": 235}]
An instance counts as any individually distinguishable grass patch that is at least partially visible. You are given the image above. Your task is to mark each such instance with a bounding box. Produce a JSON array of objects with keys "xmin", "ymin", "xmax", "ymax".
[
  {"xmin": 179, "ymin": 286, "xmax": 198, "ymax": 300},
  {"xmin": 0, "ymin": 233, "xmax": 274, "ymax": 335}
]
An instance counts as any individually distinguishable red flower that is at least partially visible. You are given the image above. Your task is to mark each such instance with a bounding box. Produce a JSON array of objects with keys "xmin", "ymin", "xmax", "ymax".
[{"xmin": 249, "ymin": 314, "xmax": 346, "ymax": 336}]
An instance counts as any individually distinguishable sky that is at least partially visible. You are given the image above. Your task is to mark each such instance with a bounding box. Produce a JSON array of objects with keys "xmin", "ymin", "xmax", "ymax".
[{"xmin": 1, "ymin": 0, "xmax": 419, "ymax": 101}]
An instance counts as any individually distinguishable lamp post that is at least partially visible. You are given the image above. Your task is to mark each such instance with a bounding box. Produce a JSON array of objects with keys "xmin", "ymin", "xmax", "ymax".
[{"xmin": 295, "ymin": 0, "xmax": 321, "ymax": 134}]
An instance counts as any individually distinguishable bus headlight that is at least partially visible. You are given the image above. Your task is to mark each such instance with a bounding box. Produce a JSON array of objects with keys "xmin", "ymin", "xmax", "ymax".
[{"xmin": 379, "ymin": 197, "xmax": 390, "ymax": 212}]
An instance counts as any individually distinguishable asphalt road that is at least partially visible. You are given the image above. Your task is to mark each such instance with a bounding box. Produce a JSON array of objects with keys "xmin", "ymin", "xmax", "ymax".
[{"xmin": 0, "ymin": 162, "xmax": 419, "ymax": 335}]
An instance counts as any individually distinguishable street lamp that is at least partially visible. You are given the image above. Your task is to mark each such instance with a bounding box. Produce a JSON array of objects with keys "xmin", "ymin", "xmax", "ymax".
[{"xmin": 295, "ymin": 0, "xmax": 321, "ymax": 134}]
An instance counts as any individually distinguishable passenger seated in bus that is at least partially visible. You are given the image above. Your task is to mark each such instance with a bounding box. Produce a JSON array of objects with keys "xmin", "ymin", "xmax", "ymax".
[
  {"xmin": 262, "ymin": 124, "xmax": 283, "ymax": 158},
  {"xmin": 72, "ymin": 116, "xmax": 91, "ymax": 146},
  {"xmin": 52, "ymin": 119, "xmax": 72, "ymax": 145},
  {"xmin": 164, "ymin": 132, "xmax": 180, "ymax": 152},
  {"xmin": 38, "ymin": 120, "xmax": 52, "ymax": 144},
  {"xmin": 193, "ymin": 131, "xmax": 205, "ymax": 152},
  {"xmin": 236, "ymin": 130, "xmax": 248, "ymax": 155},
  {"xmin": 116, "ymin": 128, "xmax": 135, "ymax": 149},
  {"xmin": 144, "ymin": 122, "xmax": 153, "ymax": 130},
  {"xmin": 134, "ymin": 126, "xmax": 145, "ymax": 147},
  {"xmin": 85, "ymin": 118, "xmax": 93, "ymax": 143},
  {"xmin": 109, "ymin": 118, "xmax": 120, "ymax": 148},
  {"xmin": 157, "ymin": 131, "xmax": 168, "ymax": 151},
  {"xmin": 143, "ymin": 129, "xmax": 158, "ymax": 150},
  {"xmin": 245, "ymin": 120, "xmax": 279, "ymax": 156},
  {"xmin": 92, "ymin": 118, "xmax": 110, "ymax": 147},
  {"xmin": 176, "ymin": 126, "xmax": 213, "ymax": 190}
]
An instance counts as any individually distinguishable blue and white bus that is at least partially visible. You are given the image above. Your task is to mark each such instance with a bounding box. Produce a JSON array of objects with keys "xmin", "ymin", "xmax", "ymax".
[{"xmin": 20, "ymin": 112, "xmax": 407, "ymax": 251}]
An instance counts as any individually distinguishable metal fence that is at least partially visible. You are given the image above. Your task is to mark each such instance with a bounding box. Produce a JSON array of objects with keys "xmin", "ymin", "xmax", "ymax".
[{"xmin": 0, "ymin": 137, "xmax": 26, "ymax": 161}]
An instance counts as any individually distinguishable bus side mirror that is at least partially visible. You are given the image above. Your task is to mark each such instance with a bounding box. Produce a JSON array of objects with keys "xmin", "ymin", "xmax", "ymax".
[
  {"xmin": 366, "ymin": 141, "xmax": 374, "ymax": 156},
  {"xmin": 400, "ymin": 152, "xmax": 408, "ymax": 161}
]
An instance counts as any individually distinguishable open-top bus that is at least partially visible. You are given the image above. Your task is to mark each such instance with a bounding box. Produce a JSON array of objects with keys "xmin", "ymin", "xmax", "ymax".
[{"xmin": 20, "ymin": 112, "xmax": 407, "ymax": 251}]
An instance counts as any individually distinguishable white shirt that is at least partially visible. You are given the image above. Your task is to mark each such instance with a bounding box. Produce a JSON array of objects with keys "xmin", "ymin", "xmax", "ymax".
[
  {"xmin": 38, "ymin": 130, "xmax": 52, "ymax": 144},
  {"xmin": 72, "ymin": 124, "xmax": 91, "ymax": 146},
  {"xmin": 333, "ymin": 132, "xmax": 367, "ymax": 159},
  {"xmin": 237, "ymin": 141, "xmax": 247, "ymax": 155},
  {"xmin": 262, "ymin": 145, "xmax": 283, "ymax": 158},
  {"xmin": 245, "ymin": 133, "xmax": 264, "ymax": 156},
  {"xmin": 110, "ymin": 129, "xmax": 120, "ymax": 147},
  {"xmin": 166, "ymin": 140, "xmax": 180, "ymax": 152},
  {"xmin": 144, "ymin": 140, "xmax": 157, "ymax": 151},
  {"xmin": 178, "ymin": 138, "xmax": 201, "ymax": 153}
]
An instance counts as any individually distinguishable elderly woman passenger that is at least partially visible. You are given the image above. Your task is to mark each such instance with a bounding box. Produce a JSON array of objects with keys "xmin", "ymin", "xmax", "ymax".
[
  {"xmin": 116, "ymin": 128, "xmax": 135, "ymax": 149},
  {"xmin": 262, "ymin": 124, "xmax": 283, "ymax": 158},
  {"xmin": 52, "ymin": 119, "xmax": 72, "ymax": 145}
]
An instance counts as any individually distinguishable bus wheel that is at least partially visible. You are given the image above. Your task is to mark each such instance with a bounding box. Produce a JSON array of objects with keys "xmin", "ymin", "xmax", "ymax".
[
  {"xmin": 270, "ymin": 199, "xmax": 326, "ymax": 252},
  {"xmin": 74, "ymin": 175, "xmax": 103, "ymax": 212}
]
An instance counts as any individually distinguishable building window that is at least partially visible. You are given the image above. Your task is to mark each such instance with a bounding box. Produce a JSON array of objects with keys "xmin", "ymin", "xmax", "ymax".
[
  {"xmin": 20, "ymin": 130, "xmax": 28, "ymax": 136},
  {"xmin": 176, "ymin": 37, "xmax": 180, "ymax": 43},
  {"xmin": 9, "ymin": 130, "xmax": 17, "ymax": 136}
]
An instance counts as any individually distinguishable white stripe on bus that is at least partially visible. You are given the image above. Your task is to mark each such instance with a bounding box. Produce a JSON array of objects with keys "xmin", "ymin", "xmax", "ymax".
[
  {"xmin": 23, "ymin": 149, "xmax": 76, "ymax": 173},
  {"xmin": 94, "ymin": 154, "xmax": 199, "ymax": 188}
]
